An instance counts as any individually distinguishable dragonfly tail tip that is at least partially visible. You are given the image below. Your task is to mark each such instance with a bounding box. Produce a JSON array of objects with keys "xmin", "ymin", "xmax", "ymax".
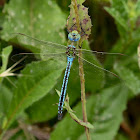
[{"xmin": 58, "ymin": 113, "xmax": 63, "ymax": 120}]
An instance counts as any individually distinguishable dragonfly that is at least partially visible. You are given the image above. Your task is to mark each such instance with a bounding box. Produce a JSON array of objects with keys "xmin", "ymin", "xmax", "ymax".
[{"xmin": 12, "ymin": 30, "xmax": 125, "ymax": 120}]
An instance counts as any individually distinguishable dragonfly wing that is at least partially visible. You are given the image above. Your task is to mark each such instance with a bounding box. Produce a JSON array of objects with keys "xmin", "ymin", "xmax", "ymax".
[
  {"xmin": 11, "ymin": 33, "xmax": 67, "ymax": 65},
  {"xmin": 11, "ymin": 33, "xmax": 67, "ymax": 53},
  {"xmin": 79, "ymin": 49, "xmax": 127, "ymax": 70},
  {"xmin": 11, "ymin": 52, "xmax": 67, "ymax": 66},
  {"xmin": 75, "ymin": 50, "xmax": 127, "ymax": 90}
]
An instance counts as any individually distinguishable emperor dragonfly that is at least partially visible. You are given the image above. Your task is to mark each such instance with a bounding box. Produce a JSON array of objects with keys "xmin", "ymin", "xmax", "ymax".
[{"xmin": 11, "ymin": 30, "xmax": 125, "ymax": 120}]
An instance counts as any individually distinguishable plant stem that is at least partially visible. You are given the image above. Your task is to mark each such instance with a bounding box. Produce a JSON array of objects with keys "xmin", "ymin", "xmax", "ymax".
[
  {"xmin": 78, "ymin": 48, "xmax": 90, "ymax": 140},
  {"xmin": 73, "ymin": 0, "xmax": 81, "ymax": 32},
  {"xmin": 72, "ymin": 0, "xmax": 91, "ymax": 139}
]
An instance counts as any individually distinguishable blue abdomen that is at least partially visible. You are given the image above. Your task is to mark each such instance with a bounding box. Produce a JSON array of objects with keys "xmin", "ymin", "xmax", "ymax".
[{"xmin": 58, "ymin": 57, "xmax": 74, "ymax": 120}]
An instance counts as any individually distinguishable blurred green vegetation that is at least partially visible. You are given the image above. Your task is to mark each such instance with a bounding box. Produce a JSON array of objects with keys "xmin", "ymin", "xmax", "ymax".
[{"xmin": 0, "ymin": 0, "xmax": 140, "ymax": 140}]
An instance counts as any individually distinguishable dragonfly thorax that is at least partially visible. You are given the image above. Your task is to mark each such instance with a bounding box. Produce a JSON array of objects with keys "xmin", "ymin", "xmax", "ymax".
[
  {"xmin": 68, "ymin": 30, "xmax": 81, "ymax": 42},
  {"xmin": 66, "ymin": 45, "xmax": 76, "ymax": 58}
]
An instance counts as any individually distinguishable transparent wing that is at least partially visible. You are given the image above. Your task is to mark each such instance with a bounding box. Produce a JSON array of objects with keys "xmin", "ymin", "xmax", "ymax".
[
  {"xmin": 11, "ymin": 33, "xmax": 68, "ymax": 64},
  {"xmin": 11, "ymin": 52, "xmax": 67, "ymax": 66},
  {"xmin": 11, "ymin": 33, "xmax": 126, "ymax": 89},
  {"xmin": 11, "ymin": 33, "xmax": 67, "ymax": 53},
  {"xmin": 78, "ymin": 48, "xmax": 127, "ymax": 71},
  {"xmin": 69, "ymin": 49, "xmax": 127, "ymax": 92}
]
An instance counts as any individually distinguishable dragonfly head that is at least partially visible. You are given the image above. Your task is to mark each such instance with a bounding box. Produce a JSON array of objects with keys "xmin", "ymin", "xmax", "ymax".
[{"xmin": 68, "ymin": 30, "xmax": 81, "ymax": 42}]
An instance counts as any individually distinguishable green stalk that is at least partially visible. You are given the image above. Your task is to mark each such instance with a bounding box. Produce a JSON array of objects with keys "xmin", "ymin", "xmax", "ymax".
[
  {"xmin": 72, "ymin": 0, "xmax": 91, "ymax": 139},
  {"xmin": 78, "ymin": 48, "xmax": 91, "ymax": 140}
]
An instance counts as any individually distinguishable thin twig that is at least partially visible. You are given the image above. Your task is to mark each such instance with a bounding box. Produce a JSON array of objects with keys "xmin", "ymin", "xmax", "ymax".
[
  {"xmin": 72, "ymin": 0, "xmax": 90, "ymax": 139},
  {"xmin": 121, "ymin": 121, "xmax": 138, "ymax": 140},
  {"xmin": 2, "ymin": 127, "xmax": 20, "ymax": 140},
  {"xmin": 78, "ymin": 49, "xmax": 90, "ymax": 140},
  {"xmin": 137, "ymin": 43, "xmax": 140, "ymax": 69}
]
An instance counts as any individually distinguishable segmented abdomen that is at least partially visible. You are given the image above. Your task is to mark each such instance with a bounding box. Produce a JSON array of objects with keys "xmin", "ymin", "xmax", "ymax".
[{"xmin": 58, "ymin": 57, "xmax": 74, "ymax": 120}]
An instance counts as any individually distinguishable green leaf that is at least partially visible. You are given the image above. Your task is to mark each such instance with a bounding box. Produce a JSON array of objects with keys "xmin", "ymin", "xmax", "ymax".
[
  {"xmin": 0, "ymin": 85, "xmax": 12, "ymax": 115},
  {"xmin": 27, "ymin": 92, "xmax": 59, "ymax": 122},
  {"xmin": 132, "ymin": 27, "xmax": 140, "ymax": 41},
  {"xmin": 3, "ymin": 59, "xmax": 66, "ymax": 131},
  {"xmin": 115, "ymin": 133, "xmax": 129, "ymax": 140},
  {"xmin": 0, "ymin": 46, "xmax": 12, "ymax": 84},
  {"xmin": 79, "ymin": 84, "xmax": 129, "ymax": 140},
  {"xmin": 0, "ymin": 46, "xmax": 12, "ymax": 73},
  {"xmin": 0, "ymin": 85, "xmax": 12, "ymax": 129},
  {"xmin": 105, "ymin": 0, "xmax": 128, "ymax": 26},
  {"xmin": 105, "ymin": 0, "xmax": 129, "ymax": 41},
  {"xmin": 105, "ymin": 7, "xmax": 128, "ymax": 31},
  {"xmin": 115, "ymin": 64, "xmax": 140, "ymax": 95},
  {"xmin": 1, "ymin": 0, "xmax": 66, "ymax": 52},
  {"xmin": 105, "ymin": 0, "xmax": 140, "ymax": 42},
  {"xmin": 67, "ymin": 0, "xmax": 92, "ymax": 41},
  {"xmin": 50, "ymin": 84, "xmax": 129, "ymax": 140},
  {"xmin": 135, "ymin": 0, "xmax": 140, "ymax": 15},
  {"xmin": 76, "ymin": 0, "xmax": 85, "ymax": 5},
  {"xmin": 0, "ymin": 9, "xmax": 5, "ymax": 29}
]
